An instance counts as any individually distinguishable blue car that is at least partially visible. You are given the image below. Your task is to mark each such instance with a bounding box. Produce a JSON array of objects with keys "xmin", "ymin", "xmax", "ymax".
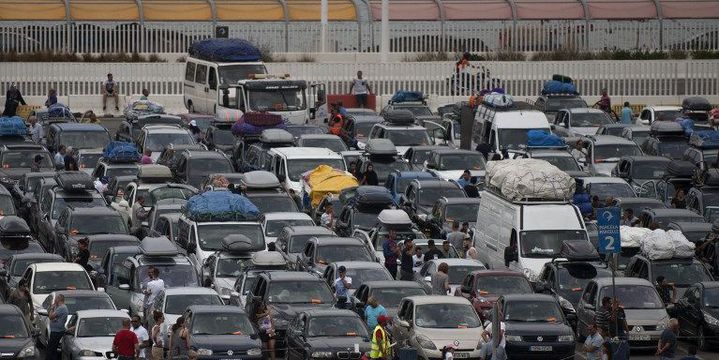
[{"xmin": 384, "ymin": 170, "xmax": 437, "ymax": 204}]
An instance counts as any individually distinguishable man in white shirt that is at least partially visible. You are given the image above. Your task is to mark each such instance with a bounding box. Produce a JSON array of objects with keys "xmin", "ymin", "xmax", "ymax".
[
  {"xmin": 131, "ymin": 315, "xmax": 150, "ymax": 359},
  {"xmin": 334, "ymin": 266, "xmax": 352, "ymax": 298},
  {"xmin": 349, "ymin": 71, "xmax": 371, "ymax": 109},
  {"xmin": 28, "ymin": 116, "xmax": 44, "ymax": 144},
  {"xmin": 321, "ymin": 204, "xmax": 334, "ymax": 229},
  {"xmin": 143, "ymin": 267, "xmax": 164, "ymax": 316},
  {"xmin": 571, "ymin": 139, "xmax": 586, "ymax": 163}
]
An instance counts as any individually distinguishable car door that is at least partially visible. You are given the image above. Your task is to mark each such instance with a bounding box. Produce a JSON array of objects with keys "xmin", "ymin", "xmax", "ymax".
[
  {"xmin": 676, "ymin": 285, "xmax": 700, "ymax": 336},
  {"xmin": 207, "ymin": 67, "xmax": 219, "ymax": 114},
  {"xmin": 577, "ymin": 281, "xmax": 598, "ymax": 336},
  {"xmin": 286, "ymin": 314, "xmax": 304, "ymax": 360},
  {"xmin": 393, "ymin": 299, "xmax": 413, "ymax": 344},
  {"xmin": 106, "ymin": 261, "xmax": 132, "ymax": 311}
]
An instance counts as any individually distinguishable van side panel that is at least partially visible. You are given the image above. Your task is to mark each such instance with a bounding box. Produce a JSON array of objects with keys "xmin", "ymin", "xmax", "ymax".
[{"xmin": 475, "ymin": 191, "xmax": 518, "ymax": 269}]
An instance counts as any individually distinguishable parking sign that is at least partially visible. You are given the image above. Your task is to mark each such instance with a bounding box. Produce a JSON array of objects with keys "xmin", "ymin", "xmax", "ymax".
[{"xmin": 597, "ymin": 207, "xmax": 621, "ymax": 254}]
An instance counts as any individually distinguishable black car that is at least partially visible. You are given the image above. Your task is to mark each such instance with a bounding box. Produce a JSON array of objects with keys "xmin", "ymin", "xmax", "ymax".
[
  {"xmin": 497, "ymin": 294, "xmax": 576, "ymax": 360},
  {"xmin": 275, "ymin": 225, "xmax": 336, "ymax": 269},
  {"xmin": 402, "ymin": 145, "xmax": 444, "ymax": 170},
  {"xmin": 0, "ymin": 144, "xmax": 54, "ymax": 179},
  {"xmin": 173, "ymin": 149, "xmax": 234, "ymax": 189},
  {"xmin": 183, "ymin": 305, "xmax": 263, "ymax": 360},
  {"xmin": 673, "ymin": 281, "xmax": 719, "ymax": 350},
  {"xmin": 84, "ymin": 234, "xmax": 140, "ymax": 272},
  {"xmin": 0, "ymin": 253, "xmax": 63, "ymax": 300},
  {"xmin": 116, "ymin": 114, "xmax": 185, "ymax": 143},
  {"xmin": 641, "ymin": 122, "xmax": 689, "ymax": 160},
  {"xmin": 0, "ymin": 217, "xmax": 44, "ymax": 265},
  {"xmin": 202, "ymin": 123, "xmax": 235, "ymax": 156},
  {"xmin": 286, "ymin": 309, "xmax": 371, "ymax": 360},
  {"xmin": 94, "ymin": 245, "xmax": 142, "ymax": 288},
  {"xmin": 638, "ymin": 208, "xmax": 706, "ymax": 229},
  {"xmin": 666, "ymin": 221, "xmax": 712, "ymax": 243},
  {"xmin": 53, "ymin": 207, "xmax": 129, "ymax": 261},
  {"xmin": 0, "ymin": 304, "xmax": 37, "ymax": 359},
  {"xmin": 0, "ymin": 185, "xmax": 18, "ymax": 217},
  {"xmin": 156, "ymin": 143, "xmax": 207, "ymax": 174},
  {"xmin": 612, "ymin": 156, "xmax": 671, "ymax": 192},
  {"xmin": 612, "ymin": 197, "xmax": 666, "ymax": 217},
  {"xmin": 355, "ymin": 141, "xmax": 412, "ymax": 186},
  {"xmin": 624, "ymin": 255, "xmax": 714, "ymax": 298},
  {"xmin": 233, "ymin": 130, "xmax": 294, "ymax": 173},
  {"xmin": 10, "ymin": 171, "xmax": 55, "ymax": 220},
  {"xmin": 686, "ymin": 186, "xmax": 719, "ymax": 222},
  {"xmin": 533, "ymin": 94, "xmax": 587, "ymax": 118},
  {"xmin": 350, "ymin": 280, "xmax": 428, "ymax": 318},
  {"xmin": 91, "ymin": 159, "xmax": 139, "ymax": 180},
  {"xmin": 244, "ymin": 191, "xmax": 299, "ymax": 214},
  {"xmin": 335, "ymin": 186, "xmax": 394, "ymax": 237},
  {"xmin": 45, "ymin": 122, "xmax": 111, "ymax": 153}
]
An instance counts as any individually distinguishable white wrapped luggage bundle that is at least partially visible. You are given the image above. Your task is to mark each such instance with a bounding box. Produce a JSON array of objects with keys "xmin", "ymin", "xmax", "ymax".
[
  {"xmin": 620, "ymin": 226, "xmax": 651, "ymax": 248},
  {"xmin": 639, "ymin": 228, "xmax": 695, "ymax": 260},
  {"xmin": 485, "ymin": 159, "xmax": 576, "ymax": 201}
]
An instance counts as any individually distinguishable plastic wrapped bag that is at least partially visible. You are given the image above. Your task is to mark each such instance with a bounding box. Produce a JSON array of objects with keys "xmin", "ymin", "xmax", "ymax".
[
  {"xmin": 640, "ymin": 229, "xmax": 675, "ymax": 260},
  {"xmin": 667, "ymin": 230, "xmax": 695, "ymax": 258},
  {"xmin": 620, "ymin": 226, "xmax": 651, "ymax": 248},
  {"xmin": 486, "ymin": 159, "xmax": 575, "ymax": 201}
]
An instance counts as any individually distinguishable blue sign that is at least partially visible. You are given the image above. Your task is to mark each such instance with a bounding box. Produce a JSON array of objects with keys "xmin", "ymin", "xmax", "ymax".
[{"xmin": 597, "ymin": 206, "xmax": 621, "ymax": 254}]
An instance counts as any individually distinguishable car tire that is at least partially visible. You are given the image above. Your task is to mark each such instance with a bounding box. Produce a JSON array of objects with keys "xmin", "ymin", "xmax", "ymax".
[{"xmin": 698, "ymin": 325, "xmax": 708, "ymax": 351}]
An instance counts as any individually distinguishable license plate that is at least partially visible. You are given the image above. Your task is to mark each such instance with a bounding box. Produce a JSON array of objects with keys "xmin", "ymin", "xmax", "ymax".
[
  {"xmin": 454, "ymin": 352, "xmax": 470, "ymax": 358},
  {"xmin": 529, "ymin": 346, "xmax": 553, "ymax": 352},
  {"xmin": 629, "ymin": 334, "xmax": 651, "ymax": 341}
]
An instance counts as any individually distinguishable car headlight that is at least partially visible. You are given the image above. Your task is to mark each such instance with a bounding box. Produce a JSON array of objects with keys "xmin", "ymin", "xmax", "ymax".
[
  {"xmin": 504, "ymin": 335, "xmax": 522, "ymax": 342},
  {"xmin": 247, "ymin": 348, "xmax": 262, "ymax": 356},
  {"xmin": 704, "ymin": 313, "xmax": 719, "ymax": 327},
  {"xmin": 78, "ymin": 350, "xmax": 101, "ymax": 356},
  {"xmin": 416, "ymin": 335, "xmax": 437, "ymax": 350},
  {"xmin": 558, "ymin": 335, "xmax": 574, "ymax": 342},
  {"xmin": 311, "ymin": 351, "xmax": 334, "ymax": 358},
  {"xmin": 18, "ymin": 344, "xmax": 35, "ymax": 358},
  {"xmin": 195, "ymin": 348, "xmax": 213, "ymax": 356},
  {"xmin": 558, "ymin": 296, "xmax": 576, "ymax": 313}
]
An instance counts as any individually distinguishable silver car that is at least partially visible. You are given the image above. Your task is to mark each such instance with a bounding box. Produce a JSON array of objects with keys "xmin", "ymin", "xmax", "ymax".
[
  {"xmin": 393, "ymin": 296, "xmax": 485, "ymax": 359},
  {"xmin": 61, "ymin": 309, "xmax": 130, "ymax": 359},
  {"xmin": 576, "ymin": 277, "xmax": 669, "ymax": 350},
  {"xmin": 146, "ymin": 287, "xmax": 223, "ymax": 347}
]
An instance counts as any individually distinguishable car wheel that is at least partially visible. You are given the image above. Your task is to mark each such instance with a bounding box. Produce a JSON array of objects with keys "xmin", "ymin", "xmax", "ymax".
[{"xmin": 698, "ymin": 326, "xmax": 708, "ymax": 351}]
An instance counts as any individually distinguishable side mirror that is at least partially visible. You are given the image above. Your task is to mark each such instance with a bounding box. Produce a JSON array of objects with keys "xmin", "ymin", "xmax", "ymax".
[
  {"xmin": 396, "ymin": 319, "xmax": 410, "ymax": 328},
  {"xmin": 460, "ymin": 285, "xmax": 471, "ymax": 294},
  {"xmin": 119, "ymin": 284, "xmax": 130, "ymax": 290}
]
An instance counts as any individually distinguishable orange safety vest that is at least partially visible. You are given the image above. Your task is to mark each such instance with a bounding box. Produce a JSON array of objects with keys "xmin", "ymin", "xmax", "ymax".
[{"xmin": 329, "ymin": 114, "xmax": 344, "ymax": 135}]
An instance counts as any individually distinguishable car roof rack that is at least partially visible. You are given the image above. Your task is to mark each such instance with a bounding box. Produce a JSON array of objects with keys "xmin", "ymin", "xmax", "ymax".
[{"xmin": 140, "ymin": 236, "xmax": 179, "ymax": 257}]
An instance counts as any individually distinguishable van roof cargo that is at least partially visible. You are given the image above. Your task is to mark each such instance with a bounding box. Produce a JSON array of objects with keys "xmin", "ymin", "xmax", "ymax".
[
  {"xmin": 260, "ymin": 129, "xmax": 295, "ymax": 144},
  {"xmin": 55, "ymin": 172, "xmax": 94, "ymax": 192},
  {"xmin": 137, "ymin": 165, "xmax": 173, "ymax": 183},
  {"xmin": 558, "ymin": 240, "xmax": 600, "ymax": 261},
  {"xmin": 689, "ymin": 130, "xmax": 719, "ymax": 149},
  {"xmin": 0, "ymin": 216, "xmax": 31, "ymax": 236},
  {"xmin": 188, "ymin": 38, "xmax": 262, "ymax": 63},
  {"xmin": 240, "ymin": 171, "xmax": 281, "ymax": 189},
  {"xmin": 650, "ymin": 121, "xmax": 685, "ymax": 136},
  {"xmin": 141, "ymin": 236, "xmax": 179, "ymax": 257},
  {"xmin": 221, "ymin": 234, "xmax": 264, "ymax": 253},
  {"xmin": 364, "ymin": 139, "xmax": 397, "ymax": 156},
  {"xmin": 682, "ymin": 96, "xmax": 712, "ymax": 112},
  {"xmin": 665, "ymin": 160, "xmax": 696, "ymax": 179},
  {"xmin": 383, "ymin": 109, "xmax": 415, "ymax": 125},
  {"xmin": 377, "ymin": 209, "xmax": 412, "ymax": 226}
]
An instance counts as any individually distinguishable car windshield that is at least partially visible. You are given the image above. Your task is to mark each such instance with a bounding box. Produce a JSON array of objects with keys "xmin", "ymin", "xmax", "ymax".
[
  {"xmin": 191, "ymin": 312, "xmax": 255, "ymax": 336},
  {"xmin": 415, "ymin": 303, "xmax": 481, "ymax": 328},
  {"xmin": 287, "ymin": 159, "xmax": 346, "ymax": 182},
  {"xmin": 594, "ymin": 144, "xmax": 642, "ymax": 162},
  {"xmin": 165, "ymin": 294, "xmax": 223, "ymax": 314},
  {"xmin": 11, "ymin": 258, "xmax": 58, "ymax": 276},
  {"xmin": 499, "ymin": 129, "xmax": 549, "ymax": 150},
  {"xmin": 599, "ymin": 285, "xmax": 664, "ymax": 309},
  {"xmin": 589, "ymin": 183, "xmax": 636, "ymax": 199},
  {"xmin": 504, "ymin": 301, "xmax": 563, "ymax": 323},
  {"xmin": 148, "ymin": 187, "xmax": 196, "ymax": 207},
  {"xmin": 216, "ymin": 257, "xmax": 252, "ymax": 278},
  {"xmin": 59, "ymin": 131, "xmax": 111, "ymax": 150},
  {"xmin": 218, "ymin": 65, "xmax": 267, "ymax": 84},
  {"xmin": 409, "ymin": 150, "xmax": 433, "ymax": 165},
  {"xmin": 78, "ymin": 153, "xmax": 101, "ymax": 170},
  {"xmin": 385, "ymin": 129, "xmax": 432, "ymax": 147},
  {"xmin": 70, "ymin": 214, "xmax": 128, "ymax": 235},
  {"xmin": 445, "ymin": 204, "xmax": 479, "ymax": 223},
  {"xmin": 345, "ymin": 268, "xmax": 391, "ymax": 288},
  {"xmin": 248, "ymin": 88, "xmax": 307, "ymax": 112},
  {"xmin": 0, "ymin": 195, "xmax": 16, "ymax": 216},
  {"xmin": 536, "ymin": 155, "xmax": 581, "ymax": 171},
  {"xmin": 546, "ymin": 98, "xmax": 588, "ymax": 111},
  {"xmin": 51, "ymin": 197, "xmax": 106, "ymax": 220},
  {"xmin": 475, "ymin": 276, "xmax": 533, "ymax": 296},
  {"xmin": 632, "ymin": 161, "xmax": 668, "ymax": 179},
  {"xmin": 354, "ymin": 210, "xmax": 384, "ymax": 229},
  {"xmin": 246, "ymin": 194, "xmax": 299, "ymax": 214},
  {"xmin": 557, "ymin": 264, "xmax": 612, "ymax": 304},
  {"xmin": 77, "ymin": 317, "xmax": 125, "ymax": 337},
  {"xmin": 105, "ymin": 166, "xmax": 139, "ymax": 178},
  {"xmin": 657, "ymin": 140, "xmax": 690, "ymax": 159},
  {"xmin": 267, "ymin": 281, "xmax": 334, "ymax": 304},
  {"xmin": 570, "ymin": 113, "xmax": 613, "ymax": 127},
  {"xmin": 447, "ymin": 265, "xmax": 485, "ymax": 284},
  {"xmin": 367, "ymin": 160, "xmax": 411, "ymax": 184},
  {"xmin": 602, "ymin": 127, "xmax": 626, "ymax": 137},
  {"xmin": 265, "ymin": 219, "xmax": 315, "ymax": 237},
  {"xmin": 188, "ymin": 159, "xmax": 233, "ymax": 178},
  {"xmin": 145, "ymin": 132, "xmax": 195, "ymax": 152},
  {"xmin": 520, "ymin": 230, "xmax": 589, "ymax": 258},
  {"xmin": 136, "ymin": 264, "xmax": 199, "ymax": 288},
  {"xmin": 371, "ymin": 287, "xmax": 427, "ymax": 307},
  {"xmin": 0, "ymin": 314, "xmax": 28, "ymax": 338},
  {"xmin": 1, "ymin": 151, "xmax": 53, "ymax": 169},
  {"xmin": 317, "ymin": 245, "xmax": 373, "ymax": 263},
  {"xmin": 88, "ymin": 240, "xmax": 138, "ymax": 261},
  {"xmin": 703, "ymin": 288, "xmax": 719, "ymax": 308},
  {"xmin": 438, "ymin": 154, "xmax": 485, "ymax": 171},
  {"xmin": 197, "ymin": 224, "xmax": 264, "ymax": 251},
  {"xmin": 355, "ymin": 122, "xmax": 378, "ymax": 139},
  {"xmin": 212, "ymin": 129, "xmax": 235, "ymax": 146},
  {"xmin": 652, "ymin": 262, "xmax": 712, "ymax": 286},
  {"xmin": 301, "ymin": 139, "xmax": 348, "ymax": 153},
  {"xmin": 64, "ymin": 296, "xmax": 115, "ymax": 314},
  {"xmin": 33, "ymin": 271, "xmax": 92, "ymax": 294},
  {"xmin": 288, "ymin": 235, "xmax": 320, "ymax": 253},
  {"xmin": 307, "ymin": 316, "xmax": 369, "ymax": 338},
  {"xmin": 419, "ymin": 187, "xmax": 465, "ymax": 206},
  {"xmin": 655, "ymin": 110, "xmax": 683, "ymax": 122}
]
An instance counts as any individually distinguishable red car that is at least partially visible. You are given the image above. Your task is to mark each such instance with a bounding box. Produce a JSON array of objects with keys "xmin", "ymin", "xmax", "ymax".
[{"xmin": 454, "ymin": 269, "xmax": 534, "ymax": 321}]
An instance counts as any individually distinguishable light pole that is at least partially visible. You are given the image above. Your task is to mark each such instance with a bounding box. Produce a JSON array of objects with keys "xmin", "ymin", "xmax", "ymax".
[{"xmin": 380, "ymin": 0, "xmax": 389, "ymax": 62}]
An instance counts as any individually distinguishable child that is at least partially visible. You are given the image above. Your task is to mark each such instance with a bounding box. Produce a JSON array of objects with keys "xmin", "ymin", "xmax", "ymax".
[{"xmin": 441, "ymin": 345, "xmax": 455, "ymax": 360}]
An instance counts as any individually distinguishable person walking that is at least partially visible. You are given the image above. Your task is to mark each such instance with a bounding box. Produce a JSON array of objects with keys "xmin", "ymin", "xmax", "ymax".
[
  {"xmin": 399, "ymin": 238, "xmax": 414, "ymax": 281},
  {"xmin": 7, "ymin": 279, "xmax": 33, "ymax": 323},
  {"xmin": 143, "ymin": 267, "xmax": 165, "ymax": 317},
  {"xmin": 113, "ymin": 318, "xmax": 139, "ymax": 360},
  {"xmin": 168, "ymin": 317, "xmax": 188, "ymax": 359},
  {"xmin": 103, "ymin": 73, "xmax": 120, "ymax": 111},
  {"xmin": 255, "ymin": 303, "xmax": 276, "ymax": 360},
  {"xmin": 334, "ymin": 265, "xmax": 352, "ymax": 297},
  {"xmin": 349, "ymin": 71, "xmax": 371, "ymax": 108},
  {"xmin": 361, "ymin": 163, "xmax": 379, "ymax": 186},
  {"xmin": 131, "ymin": 315, "xmax": 151, "ymax": 359},
  {"xmin": 150, "ymin": 311, "xmax": 166, "ymax": 360},
  {"xmin": 431, "ymin": 262, "xmax": 450, "ymax": 295},
  {"xmin": 365, "ymin": 296, "xmax": 387, "ymax": 330},
  {"xmin": 583, "ymin": 322, "xmax": 604, "ymax": 360},
  {"xmin": 382, "ymin": 230, "xmax": 400, "ymax": 279},
  {"xmin": 54, "ymin": 145, "xmax": 66, "ymax": 169},
  {"xmin": 27, "ymin": 115, "xmax": 43, "ymax": 144},
  {"xmin": 656, "ymin": 318, "xmax": 679, "ymax": 359},
  {"xmin": 446, "ymin": 221, "xmax": 464, "ymax": 251},
  {"xmin": 620, "ymin": 102, "xmax": 633, "ymax": 124},
  {"xmin": 369, "ymin": 315, "xmax": 391, "ymax": 360},
  {"xmin": 47, "ymin": 294, "xmax": 69, "ymax": 360},
  {"xmin": 2, "ymin": 83, "xmax": 26, "ymax": 117}
]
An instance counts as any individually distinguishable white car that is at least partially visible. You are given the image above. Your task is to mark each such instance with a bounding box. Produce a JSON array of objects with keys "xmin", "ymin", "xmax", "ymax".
[
  {"xmin": 35, "ymin": 290, "xmax": 116, "ymax": 348},
  {"xmin": 61, "ymin": 310, "xmax": 129, "ymax": 359},
  {"xmin": 20, "ymin": 262, "xmax": 95, "ymax": 313},
  {"xmin": 261, "ymin": 212, "xmax": 315, "ymax": 244},
  {"xmin": 147, "ymin": 287, "xmax": 224, "ymax": 346},
  {"xmin": 637, "ymin": 106, "xmax": 683, "ymax": 125},
  {"xmin": 415, "ymin": 259, "xmax": 486, "ymax": 295}
]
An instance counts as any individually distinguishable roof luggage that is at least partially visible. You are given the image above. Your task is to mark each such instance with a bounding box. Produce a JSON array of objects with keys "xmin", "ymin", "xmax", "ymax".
[
  {"xmin": 383, "ymin": 109, "xmax": 415, "ymax": 125},
  {"xmin": 527, "ymin": 130, "xmax": 564, "ymax": 147},
  {"xmin": 55, "ymin": 171, "xmax": 94, "ymax": 192},
  {"xmin": 483, "ymin": 93, "xmax": 515, "ymax": 108},
  {"xmin": 259, "ymin": 129, "xmax": 294, "ymax": 144},
  {"xmin": 137, "ymin": 165, "xmax": 173, "ymax": 183},
  {"xmin": 251, "ymin": 251, "xmax": 286, "ymax": 267},
  {"xmin": 354, "ymin": 186, "xmax": 394, "ymax": 209},
  {"xmin": 188, "ymin": 38, "xmax": 262, "ymax": 63},
  {"xmin": 665, "ymin": 160, "xmax": 695, "ymax": 178},
  {"xmin": 243, "ymin": 112, "xmax": 283, "ymax": 127},
  {"xmin": 0, "ymin": 116, "xmax": 28, "ymax": 137},
  {"xmin": 650, "ymin": 121, "xmax": 685, "ymax": 136},
  {"xmin": 240, "ymin": 171, "xmax": 281, "ymax": 190},
  {"xmin": 559, "ymin": 239, "xmax": 599, "ymax": 261},
  {"xmin": 620, "ymin": 226, "xmax": 651, "ymax": 248},
  {"xmin": 682, "ymin": 96, "xmax": 712, "ymax": 112},
  {"xmin": 485, "ymin": 159, "xmax": 575, "ymax": 201},
  {"xmin": 103, "ymin": 141, "xmax": 141, "ymax": 163},
  {"xmin": 689, "ymin": 130, "xmax": 719, "ymax": 149},
  {"xmin": 231, "ymin": 113, "xmax": 287, "ymax": 137},
  {"xmin": 0, "ymin": 216, "xmax": 31, "ymax": 236},
  {"xmin": 377, "ymin": 209, "xmax": 412, "ymax": 229},
  {"xmin": 542, "ymin": 80, "xmax": 578, "ymax": 95},
  {"xmin": 221, "ymin": 234, "xmax": 264, "ymax": 253},
  {"xmin": 301, "ymin": 165, "xmax": 358, "ymax": 209},
  {"xmin": 184, "ymin": 190, "xmax": 260, "ymax": 222},
  {"xmin": 140, "ymin": 236, "xmax": 179, "ymax": 257},
  {"xmin": 123, "ymin": 100, "xmax": 165, "ymax": 121},
  {"xmin": 552, "ymin": 74, "xmax": 573, "ymax": 84},
  {"xmin": 365, "ymin": 138, "xmax": 397, "ymax": 156},
  {"xmin": 639, "ymin": 228, "xmax": 695, "ymax": 260},
  {"xmin": 390, "ymin": 91, "xmax": 425, "ymax": 104}
]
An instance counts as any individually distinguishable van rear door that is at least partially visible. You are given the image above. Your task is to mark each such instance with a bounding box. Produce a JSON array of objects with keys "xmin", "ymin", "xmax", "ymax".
[
  {"xmin": 184, "ymin": 62, "xmax": 198, "ymax": 112},
  {"xmin": 194, "ymin": 64, "xmax": 209, "ymax": 113}
]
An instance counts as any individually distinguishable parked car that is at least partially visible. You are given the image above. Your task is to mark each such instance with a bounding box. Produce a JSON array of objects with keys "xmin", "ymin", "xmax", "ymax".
[
  {"xmin": 672, "ymin": 281, "xmax": 719, "ymax": 350},
  {"xmin": 61, "ymin": 310, "xmax": 130, "ymax": 359},
  {"xmin": 285, "ymin": 309, "xmax": 371, "ymax": 360},
  {"xmin": 351, "ymin": 280, "xmax": 429, "ymax": 318},
  {"xmin": 183, "ymin": 305, "xmax": 263, "ymax": 359},
  {"xmin": 454, "ymin": 269, "xmax": 533, "ymax": 322},
  {"xmin": 0, "ymin": 304, "xmax": 37, "ymax": 359}
]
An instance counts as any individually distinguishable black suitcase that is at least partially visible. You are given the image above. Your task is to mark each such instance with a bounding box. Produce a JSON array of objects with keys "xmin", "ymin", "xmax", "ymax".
[
  {"xmin": 665, "ymin": 160, "xmax": 696, "ymax": 178},
  {"xmin": 383, "ymin": 109, "xmax": 415, "ymax": 125},
  {"xmin": 55, "ymin": 171, "xmax": 94, "ymax": 192},
  {"xmin": 682, "ymin": 96, "xmax": 712, "ymax": 112},
  {"xmin": 355, "ymin": 186, "xmax": 394, "ymax": 208},
  {"xmin": 0, "ymin": 216, "xmax": 30, "ymax": 236},
  {"xmin": 552, "ymin": 74, "xmax": 573, "ymax": 84},
  {"xmin": 650, "ymin": 121, "xmax": 684, "ymax": 136}
]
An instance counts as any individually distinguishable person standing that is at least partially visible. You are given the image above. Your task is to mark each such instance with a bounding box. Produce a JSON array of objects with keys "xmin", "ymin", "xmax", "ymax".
[
  {"xmin": 74, "ymin": 237, "xmax": 92, "ymax": 272},
  {"xmin": 141, "ymin": 149, "xmax": 153, "ymax": 165},
  {"xmin": 364, "ymin": 296, "xmax": 387, "ymax": 330},
  {"xmin": 446, "ymin": 221, "xmax": 464, "ymax": 251},
  {"xmin": 2, "ymin": 83, "xmax": 26, "ymax": 117},
  {"xmin": 596, "ymin": 88, "xmax": 611, "ymax": 114},
  {"xmin": 334, "ymin": 265, "xmax": 352, "ymax": 297},
  {"xmin": 7, "ymin": 279, "xmax": 33, "ymax": 323},
  {"xmin": 656, "ymin": 318, "xmax": 679, "ymax": 359},
  {"xmin": 47, "ymin": 294, "xmax": 69, "ymax": 360},
  {"xmin": 132, "ymin": 196, "xmax": 150, "ymax": 236},
  {"xmin": 45, "ymin": 88, "xmax": 58, "ymax": 108},
  {"xmin": 103, "ymin": 73, "xmax": 120, "ymax": 111},
  {"xmin": 349, "ymin": 71, "xmax": 371, "ymax": 109},
  {"xmin": 423, "ymin": 239, "xmax": 444, "ymax": 261},
  {"xmin": 361, "ymin": 163, "xmax": 379, "ymax": 186},
  {"xmin": 140, "ymin": 89, "xmax": 150, "ymax": 101},
  {"xmin": 143, "ymin": 267, "xmax": 165, "ymax": 317},
  {"xmin": 622, "ymin": 208, "xmax": 639, "ymax": 227},
  {"xmin": 113, "ymin": 318, "xmax": 139, "ymax": 360},
  {"xmin": 583, "ymin": 322, "xmax": 604, "ymax": 360},
  {"xmin": 656, "ymin": 276, "xmax": 677, "ymax": 305},
  {"xmin": 412, "ymin": 246, "xmax": 425, "ymax": 270},
  {"xmin": 28, "ymin": 115, "xmax": 43, "ymax": 144},
  {"xmin": 399, "ymin": 238, "xmax": 414, "ymax": 281},
  {"xmin": 168, "ymin": 317, "xmax": 188, "ymax": 359},
  {"xmin": 431, "ymin": 262, "xmax": 450, "ymax": 295},
  {"xmin": 321, "ymin": 203, "xmax": 334, "ymax": 230},
  {"xmin": 64, "ymin": 146, "xmax": 78, "ymax": 171},
  {"xmin": 188, "ymin": 120, "xmax": 203, "ymax": 142},
  {"xmin": 620, "ymin": 101, "xmax": 633, "ymax": 124},
  {"xmin": 463, "ymin": 235, "xmax": 478, "ymax": 260},
  {"xmin": 571, "ymin": 139, "xmax": 586, "ymax": 163},
  {"xmin": 369, "ymin": 315, "xmax": 391, "ymax": 360},
  {"xmin": 256, "ymin": 304, "xmax": 276, "ymax": 360},
  {"xmin": 150, "ymin": 311, "xmax": 165, "ymax": 360},
  {"xmin": 131, "ymin": 315, "xmax": 151, "ymax": 359},
  {"xmin": 672, "ymin": 188, "xmax": 687, "ymax": 209},
  {"xmin": 595, "ymin": 297, "xmax": 611, "ymax": 334},
  {"xmin": 382, "ymin": 230, "xmax": 400, "ymax": 279},
  {"xmin": 54, "ymin": 145, "xmax": 66, "ymax": 169}
]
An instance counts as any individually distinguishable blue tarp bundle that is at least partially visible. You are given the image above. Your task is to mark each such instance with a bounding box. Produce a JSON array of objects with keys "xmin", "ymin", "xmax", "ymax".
[
  {"xmin": 0, "ymin": 116, "xmax": 27, "ymax": 136},
  {"xmin": 391, "ymin": 91, "xmax": 424, "ymax": 103},
  {"xmin": 231, "ymin": 120, "xmax": 287, "ymax": 137},
  {"xmin": 542, "ymin": 80, "xmax": 578, "ymax": 95},
  {"xmin": 48, "ymin": 103, "xmax": 72, "ymax": 118},
  {"xmin": 188, "ymin": 39, "xmax": 262, "ymax": 62},
  {"xmin": 185, "ymin": 190, "xmax": 260, "ymax": 221},
  {"xmin": 690, "ymin": 130, "xmax": 719, "ymax": 149},
  {"xmin": 678, "ymin": 117, "xmax": 695, "ymax": 136},
  {"xmin": 103, "ymin": 141, "xmax": 141, "ymax": 163},
  {"xmin": 527, "ymin": 130, "xmax": 564, "ymax": 147}
]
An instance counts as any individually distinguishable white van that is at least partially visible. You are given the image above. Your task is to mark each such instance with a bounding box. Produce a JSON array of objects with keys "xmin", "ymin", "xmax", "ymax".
[
  {"xmin": 183, "ymin": 56, "xmax": 267, "ymax": 114},
  {"xmin": 473, "ymin": 108, "xmax": 551, "ymax": 157},
  {"xmin": 473, "ymin": 189, "xmax": 589, "ymax": 280},
  {"xmin": 215, "ymin": 76, "xmax": 311, "ymax": 124},
  {"xmin": 267, "ymin": 147, "xmax": 347, "ymax": 198}
]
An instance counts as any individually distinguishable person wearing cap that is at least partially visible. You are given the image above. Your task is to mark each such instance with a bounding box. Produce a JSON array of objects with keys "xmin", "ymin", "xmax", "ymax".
[
  {"xmin": 74, "ymin": 237, "xmax": 92, "ymax": 272},
  {"xmin": 2, "ymin": 83, "xmax": 26, "ymax": 117},
  {"xmin": 188, "ymin": 120, "xmax": 203, "ymax": 142},
  {"xmin": 334, "ymin": 265, "xmax": 352, "ymax": 298},
  {"xmin": 369, "ymin": 315, "xmax": 391, "ymax": 360}
]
